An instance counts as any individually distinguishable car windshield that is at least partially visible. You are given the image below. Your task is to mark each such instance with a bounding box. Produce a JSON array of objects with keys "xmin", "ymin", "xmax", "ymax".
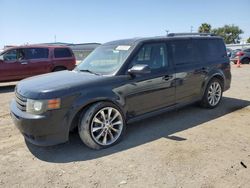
[{"xmin": 76, "ymin": 44, "xmax": 133, "ymax": 75}]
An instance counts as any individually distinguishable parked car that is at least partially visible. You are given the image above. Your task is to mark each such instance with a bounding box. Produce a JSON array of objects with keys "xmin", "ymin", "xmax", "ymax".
[
  {"xmin": 10, "ymin": 33, "xmax": 231, "ymax": 149},
  {"xmin": 226, "ymin": 48, "xmax": 233, "ymax": 58},
  {"xmin": 230, "ymin": 48, "xmax": 250, "ymax": 64},
  {"xmin": 0, "ymin": 45, "xmax": 76, "ymax": 82}
]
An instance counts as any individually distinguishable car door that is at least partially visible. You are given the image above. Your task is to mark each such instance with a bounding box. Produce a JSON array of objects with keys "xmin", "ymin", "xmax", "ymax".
[
  {"xmin": 124, "ymin": 42, "xmax": 176, "ymax": 117},
  {"xmin": 169, "ymin": 39, "xmax": 206, "ymax": 104},
  {"xmin": 0, "ymin": 49, "xmax": 28, "ymax": 82},
  {"xmin": 21, "ymin": 47, "xmax": 51, "ymax": 76}
]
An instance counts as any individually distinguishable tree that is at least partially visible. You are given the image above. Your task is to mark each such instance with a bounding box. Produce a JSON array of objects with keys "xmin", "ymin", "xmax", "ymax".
[
  {"xmin": 212, "ymin": 25, "xmax": 243, "ymax": 44},
  {"xmin": 198, "ymin": 23, "xmax": 212, "ymax": 33},
  {"xmin": 247, "ymin": 37, "xmax": 250, "ymax": 44}
]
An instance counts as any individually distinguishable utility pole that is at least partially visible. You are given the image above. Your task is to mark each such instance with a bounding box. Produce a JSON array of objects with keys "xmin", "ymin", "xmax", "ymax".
[
  {"xmin": 54, "ymin": 35, "xmax": 57, "ymax": 43},
  {"xmin": 190, "ymin": 26, "xmax": 193, "ymax": 33},
  {"xmin": 165, "ymin": 30, "xmax": 169, "ymax": 36}
]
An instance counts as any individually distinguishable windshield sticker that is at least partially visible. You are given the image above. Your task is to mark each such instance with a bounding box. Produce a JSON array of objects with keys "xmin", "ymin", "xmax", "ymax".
[{"xmin": 116, "ymin": 45, "xmax": 131, "ymax": 51}]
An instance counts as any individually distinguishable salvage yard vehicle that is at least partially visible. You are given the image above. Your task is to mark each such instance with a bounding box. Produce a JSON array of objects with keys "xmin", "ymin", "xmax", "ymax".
[
  {"xmin": 230, "ymin": 48, "xmax": 250, "ymax": 64},
  {"xmin": 10, "ymin": 33, "xmax": 231, "ymax": 149},
  {"xmin": 0, "ymin": 45, "xmax": 76, "ymax": 82}
]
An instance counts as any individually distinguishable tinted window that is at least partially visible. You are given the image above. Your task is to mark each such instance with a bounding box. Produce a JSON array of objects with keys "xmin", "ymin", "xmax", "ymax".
[
  {"xmin": 23, "ymin": 48, "xmax": 49, "ymax": 59},
  {"xmin": 195, "ymin": 39, "xmax": 226, "ymax": 62},
  {"xmin": 170, "ymin": 39, "xmax": 199, "ymax": 65},
  {"xmin": 2, "ymin": 49, "xmax": 17, "ymax": 61},
  {"xmin": 131, "ymin": 43, "xmax": 168, "ymax": 70},
  {"xmin": 54, "ymin": 48, "xmax": 72, "ymax": 58}
]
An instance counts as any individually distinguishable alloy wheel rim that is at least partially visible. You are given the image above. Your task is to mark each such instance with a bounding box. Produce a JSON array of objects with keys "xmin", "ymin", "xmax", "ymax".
[
  {"xmin": 207, "ymin": 82, "xmax": 222, "ymax": 106},
  {"xmin": 90, "ymin": 107, "xmax": 123, "ymax": 146}
]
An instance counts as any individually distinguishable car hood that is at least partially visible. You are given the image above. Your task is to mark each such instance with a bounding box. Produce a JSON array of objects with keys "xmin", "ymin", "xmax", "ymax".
[{"xmin": 16, "ymin": 70, "xmax": 103, "ymax": 99}]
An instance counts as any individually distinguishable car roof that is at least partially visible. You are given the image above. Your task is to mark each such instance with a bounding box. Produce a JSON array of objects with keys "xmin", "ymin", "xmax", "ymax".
[
  {"xmin": 103, "ymin": 35, "xmax": 223, "ymax": 46},
  {"xmin": 3, "ymin": 45, "xmax": 70, "ymax": 52}
]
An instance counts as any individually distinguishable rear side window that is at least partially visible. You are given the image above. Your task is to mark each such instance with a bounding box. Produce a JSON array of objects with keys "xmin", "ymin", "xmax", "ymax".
[
  {"xmin": 54, "ymin": 48, "xmax": 72, "ymax": 58},
  {"xmin": 23, "ymin": 48, "xmax": 49, "ymax": 59},
  {"xmin": 195, "ymin": 39, "xmax": 226, "ymax": 62},
  {"xmin": 170, "ymin": 39, "xmax": 199, "ymax": 65}
]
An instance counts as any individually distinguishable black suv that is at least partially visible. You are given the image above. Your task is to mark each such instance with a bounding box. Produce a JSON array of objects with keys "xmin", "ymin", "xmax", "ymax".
[{"xmin": 10, "ymin": 33, "xmax": 231, "ymax": 149}]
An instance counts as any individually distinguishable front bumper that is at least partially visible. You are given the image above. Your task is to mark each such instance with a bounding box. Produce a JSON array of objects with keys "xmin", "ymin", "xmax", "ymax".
[{"xmin": 10, "ymin": 99, "xmax": 70, "ymax": 146}]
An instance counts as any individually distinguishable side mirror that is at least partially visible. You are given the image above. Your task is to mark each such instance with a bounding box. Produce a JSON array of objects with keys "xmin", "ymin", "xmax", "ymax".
[{"xmin": 128, "ymin": 64, "xmax": 151, "ymax": 75}]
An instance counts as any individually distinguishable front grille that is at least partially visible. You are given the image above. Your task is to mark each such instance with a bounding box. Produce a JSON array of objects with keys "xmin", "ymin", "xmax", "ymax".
[{"xmin": 15, "ymin": 92, "xmax": 27, "ymax": 111}]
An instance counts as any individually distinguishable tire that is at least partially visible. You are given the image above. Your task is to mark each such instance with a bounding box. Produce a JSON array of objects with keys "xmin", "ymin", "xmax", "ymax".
[
  {"xmin": 200, "ymin": 78, "xmax": 223, "ymax": 109},
  {"xmin": 241, "ymin": 58, "xmax": 250, "ymax": 64},
  {"xmin": 78, "ymin": 102, "xmax": 126, "ymax": 150},
  {"xmin": 53, "ymin": 67, "xmax": 66, "ymax": 72}
]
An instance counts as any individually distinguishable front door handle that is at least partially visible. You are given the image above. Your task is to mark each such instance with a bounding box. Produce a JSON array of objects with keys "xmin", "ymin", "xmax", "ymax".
[
  {"xmin": 21, "ymin": 61, "xmax": 28, "ymax": 65},
  {"xmin": 163, "ymin": 75, "xmax": 173, "ymax": 81}
]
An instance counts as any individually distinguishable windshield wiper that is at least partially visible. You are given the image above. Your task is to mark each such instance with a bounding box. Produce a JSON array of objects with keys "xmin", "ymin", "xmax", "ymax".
[{"xmin": 78, "ymin": 69, "xmax": 100, "ymax": 75}]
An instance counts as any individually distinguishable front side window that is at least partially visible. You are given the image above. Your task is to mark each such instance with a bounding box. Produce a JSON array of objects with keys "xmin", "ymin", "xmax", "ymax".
[
  {"xmin": 131, "ymin": 43, "xmax": 168, "ymax": 71},
  {"xmin": 0, "ymin": 49, "xmax": 17, "ymax": 61},
  {"xmin": 76, "ymin": 44, "xmax": 133, "ymax": 75}
]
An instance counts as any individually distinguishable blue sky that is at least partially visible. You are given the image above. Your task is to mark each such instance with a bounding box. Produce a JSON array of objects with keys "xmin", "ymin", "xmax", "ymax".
[{"xmin": 0, "ymin": 0, "xmax": 250, "ymax": 48}]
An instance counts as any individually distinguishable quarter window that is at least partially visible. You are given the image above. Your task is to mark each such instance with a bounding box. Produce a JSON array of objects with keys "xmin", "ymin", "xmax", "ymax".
[
  {"xmin": 54, "ymin": 48, "xmax": 72, "ymax": 58},
  {"xmin": 131, "ymin": 43, "xmax": 168, "ymax": 70},
  {"xmin": 195, "ymin": 39, "xmax": 227, "ymax": 62}
]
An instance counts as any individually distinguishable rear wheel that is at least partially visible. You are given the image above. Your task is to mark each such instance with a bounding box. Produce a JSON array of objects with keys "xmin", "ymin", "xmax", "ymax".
[
  {"xmin": 53, "ymin": 67, "xmax": 66, "ymax": 72},
  {"xmin": 78, "ymin": 102, "xmax": 125, "ymax": 149},
  {"xmin": 200, "ymin": 78, "xmax": 223, "ymax": 108}
]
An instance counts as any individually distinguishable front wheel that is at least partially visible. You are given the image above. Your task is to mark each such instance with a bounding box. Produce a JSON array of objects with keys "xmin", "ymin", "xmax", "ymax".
[
  {"xmin": 200, "ymin": 78, "xmax": 223, "ymax": 108},
  {"xmin": 78, "ymin": 102, "xmax": 126, "ymax": 149}
]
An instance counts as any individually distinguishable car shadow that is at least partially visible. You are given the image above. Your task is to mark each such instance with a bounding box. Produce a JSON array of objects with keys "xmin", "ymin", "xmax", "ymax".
[
  {"xmin": 26, "ymin": 97, "xmax": 250, "ymax": 163},
  {"xmin": 0, "ymin": 85, "xmax": 15, "ymax": 93}
]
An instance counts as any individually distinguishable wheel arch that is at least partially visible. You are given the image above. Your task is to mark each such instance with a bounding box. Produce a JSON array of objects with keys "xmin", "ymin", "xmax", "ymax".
[
  {"xmin": 68, "ymin": 98, "xmax": 125, "ymax": 133},
  {"xmin": 52, "ymin": 66, "xmax": 67, "ymax": 72},
  {"xmin": 201, "ymin": 72, "xmax": 225, "ymax": 97}
]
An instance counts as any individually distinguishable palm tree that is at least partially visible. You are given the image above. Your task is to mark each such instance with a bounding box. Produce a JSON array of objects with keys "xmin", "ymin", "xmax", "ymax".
[{"xmin": 198, "ymin": 23, "xmax": 212, "ymax": 33}]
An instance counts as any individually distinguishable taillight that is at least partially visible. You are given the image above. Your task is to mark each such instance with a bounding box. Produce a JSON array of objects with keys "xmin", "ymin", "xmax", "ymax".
[{"xmin": 236, "ymin": 51, "xmax": 244, "ymax": 56}]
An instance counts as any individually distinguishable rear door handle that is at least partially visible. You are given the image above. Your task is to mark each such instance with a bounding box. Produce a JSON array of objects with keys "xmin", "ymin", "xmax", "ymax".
[{"xmin": 163, "ymin": 75, "xmax": 173, "ymax": 81}]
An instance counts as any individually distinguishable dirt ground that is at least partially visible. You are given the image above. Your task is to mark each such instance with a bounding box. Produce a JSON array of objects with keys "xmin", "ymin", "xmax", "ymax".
[{"xmin": 0, "ymin": 65, "xmax": 250, "ymax": 188}]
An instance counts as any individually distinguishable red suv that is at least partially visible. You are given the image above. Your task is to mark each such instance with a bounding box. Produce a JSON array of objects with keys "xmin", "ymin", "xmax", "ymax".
[{"xmin": 0, "ymin": 45, "xmax": 76, "ymax": 82}]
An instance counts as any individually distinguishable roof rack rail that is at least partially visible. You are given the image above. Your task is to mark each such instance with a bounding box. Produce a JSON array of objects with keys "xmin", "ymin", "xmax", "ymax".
[{"xmin": 167, "ymin": 33, "xmax": 216, "ymax": 37}]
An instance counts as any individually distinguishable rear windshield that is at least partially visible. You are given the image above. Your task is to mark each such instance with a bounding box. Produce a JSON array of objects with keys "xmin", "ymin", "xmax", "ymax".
[{"xmin": 54, "ymin": 48, "xmax": 72, "ymax": 58}]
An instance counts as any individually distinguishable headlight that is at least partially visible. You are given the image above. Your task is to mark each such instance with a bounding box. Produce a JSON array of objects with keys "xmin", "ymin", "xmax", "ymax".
[{"xmin": 26, "ymin": 98, "xmax": 61, "ymax": 114}]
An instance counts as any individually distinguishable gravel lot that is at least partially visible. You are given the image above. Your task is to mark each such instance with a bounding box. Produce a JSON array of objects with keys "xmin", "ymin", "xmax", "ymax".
[{"xmin": 0, "ymin": 65, "xmax": 250, "ymax": 188}]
